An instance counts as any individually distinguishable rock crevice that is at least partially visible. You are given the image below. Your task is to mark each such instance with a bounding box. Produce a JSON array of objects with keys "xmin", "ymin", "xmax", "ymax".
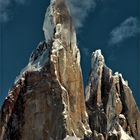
[
  {"xmin": 86, "ymin": 50, "xmax": 140, "ymax": 140},
  {"xmin": 0, "ymin": 0, "xmax": 140, "ymax": 140}
]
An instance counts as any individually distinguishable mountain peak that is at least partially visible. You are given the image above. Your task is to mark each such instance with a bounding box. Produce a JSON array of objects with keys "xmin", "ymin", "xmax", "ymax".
[
  {"xmin": 91, "ymin": 49, "xmax": 105, "ymax": 70},
  {"xmin": 0, "ymin": 1, "xmax": 91, "ymax": 139},
  {"xmin": 43, "ymin": 0, "xmax": 76, "ymax": 44},
  {"xmin": 86, "ymin": 50, "xmax": 140, "ymax": 140},
  {"xmin": 0, "ymin": 1, "xmax": 140, "ymax": 140}
]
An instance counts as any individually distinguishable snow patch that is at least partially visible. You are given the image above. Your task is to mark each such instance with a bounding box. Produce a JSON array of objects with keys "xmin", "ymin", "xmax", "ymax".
[
  {"xmin": 64, "ymin": 135, "xmax": 80, "ymax": 140},
  {"xmin": 81, "ymin": 122, "xmax": 92, "ymax": 136},
  {"xmin": 91, "ymin": 49, "xmax": 104, "ymax": 70},
  {"xmin": 119, "ymin": 114, "xmax": 126, "ymax": 120},
  {"xmin": 119, "ymin": 125, "xmax": 134, "ymax": 140},
  {"xmin": 112, "ymin": 128, "xmax": 118, "ymax": 135},
  {"xmin": 58, "ymin": 82, "xmax": 69, "ymax": 119},
  {"xmin": 30, "ymin": 48, "xmax": 50, "ymax": 70},
  {"xmin": 114, "ymin": 72, "xmax": 128, "ymax": 86},
  {"xmin": 119, "ymin": 74, "xmax": 128, "ymax": 86},
  {"xmin": 55, "ymin": 24, "xmax": 62, "ymax": 38},
  {"xmin": 43, "ymin": 3, "xmax": 55, "ymax": 42},
  {"xmin": 15, "ymin": 45, "xmax": 50, "ymax": 83},
  {"xmin": 52, "ymin": 39, "xmax": 63, "ymax": 52}
]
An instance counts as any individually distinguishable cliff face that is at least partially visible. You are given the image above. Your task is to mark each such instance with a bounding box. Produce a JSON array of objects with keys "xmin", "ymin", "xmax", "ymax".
[
  {"xmin": 0, "ymin": 0, "xmax": 140, "ymax": 140},
  {"xmin": 0, "ymin": 0, "xmax": 91, "ymax": 139},
  {"xmin": 86, "ymin": 50, "xmax": 140, "ymax": 140}
]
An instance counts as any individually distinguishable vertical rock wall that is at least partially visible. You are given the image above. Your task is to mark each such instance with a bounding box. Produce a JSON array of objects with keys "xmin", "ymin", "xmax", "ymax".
[{"xmin": 86, "ymin": 50, "xmax": 140, "ymax": 140}]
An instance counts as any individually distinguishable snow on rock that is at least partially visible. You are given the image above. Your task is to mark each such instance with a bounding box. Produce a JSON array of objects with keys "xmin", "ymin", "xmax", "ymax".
[
  {"xmin": 119, "ymin": 125, "xmax": 134, "ymax": 140},
  {"xmin": 64, "ymin": 136, "xmax": 80, "ymax": 140},
  {"xmin": 115, "ymin": 72, "xmax": 128, "ymax": 86},
  {"xmin": 15, "ymin": 41, "xmax": 51, "ymax": 83},
  {"xmin": 91, "ymin": 49, "xmax": 104, "ymax": 70},
  {"xmin": 16, "ymin": 0, "xmax": 79, "ymax": 84},
  {"xmin": 1, "ymin": 0, "xmax": 140, "ymax": 139},
  {"xmin": 86, "ymin": 49, "xmax": 140, "ymax": 140},
  {"xmin": 43, "ymin": 1, "xmax": 55, "ymax": 42},
  {"xmin": 0, "ymin": 0, "xmax": 91, "ymax": 139},
  {"xmin": 119, "ymin": 114, "xmax": 126, "ymax": 120}
]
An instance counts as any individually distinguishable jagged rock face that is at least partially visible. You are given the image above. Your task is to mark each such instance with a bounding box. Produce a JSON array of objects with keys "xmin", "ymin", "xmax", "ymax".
[
  {"xmin": 0, "ymin": 0, "xmax": 140, "ymax": 140},
  {"xmin": 0, "ymin": 0, "xmax": 91, "ymax": 140},
  {"xmin": 86, "ymin": 50, "xmax": 140, "ymax": 140}
]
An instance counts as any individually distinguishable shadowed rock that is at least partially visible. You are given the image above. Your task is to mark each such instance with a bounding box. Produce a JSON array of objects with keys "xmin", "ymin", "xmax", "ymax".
[
  {"xmin": 86, "ymin": 50, "xmax": 140, "ymax": 140},
  {"xmin": 0, "ymin": 0, "xmax": 139, "ymax": 140},
  {"xmin": 0, "ymin": 0, "xmax": 91, "ymax": 139}
]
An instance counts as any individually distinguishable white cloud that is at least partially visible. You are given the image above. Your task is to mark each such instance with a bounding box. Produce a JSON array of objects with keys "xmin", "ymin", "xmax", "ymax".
[
  {"xmin": 0, "ymin": 0, "xmax": 27, "ymax": 22},
  {"xmin": 109, "ymin": 17, "xmax": 140, "ymax": 45},
  {"xmin": 67, "ymin": 0, "xmax": 96, "ymax": 29},
  {"xmin": 0, "ymin": 0, "xmax": 97, "ymax": 25}
]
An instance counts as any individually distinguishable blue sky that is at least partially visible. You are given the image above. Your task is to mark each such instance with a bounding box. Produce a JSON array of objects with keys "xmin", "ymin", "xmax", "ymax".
[{"xmin": 0, "ymin": 0, "xmax": 140, "ymax": 107}]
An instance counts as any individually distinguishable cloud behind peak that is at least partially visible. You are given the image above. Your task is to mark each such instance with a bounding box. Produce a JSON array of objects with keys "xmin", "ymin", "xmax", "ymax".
[
  {"xmin": 0, "ymin": 0, "xmax": 27, "ymax": 23},
  {"xmin": 109, "ymin": 17, "xmax": 140, "ymax": 46},
  {"xmin": 67, "ymin": 0, "xmax": 96, "ymax": 29}
]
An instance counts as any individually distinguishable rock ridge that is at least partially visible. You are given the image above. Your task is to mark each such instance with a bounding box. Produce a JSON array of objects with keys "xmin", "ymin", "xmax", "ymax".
[
  {"xmin": 0, "ymin": 0, "xmax": 140, "ymax": 140},
  {"xmin": 86, "ymin": 50, "xmax": 140, "ymax": 140}
]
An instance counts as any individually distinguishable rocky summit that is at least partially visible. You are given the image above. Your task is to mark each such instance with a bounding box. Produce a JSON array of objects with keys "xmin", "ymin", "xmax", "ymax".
[
  {"xmin": 86, "ymin": 50, "xmax": 140, "ymax": 140},
  {"xmin": 0, "ymin": 0, "xmax": 139, "ymax": 140}
]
